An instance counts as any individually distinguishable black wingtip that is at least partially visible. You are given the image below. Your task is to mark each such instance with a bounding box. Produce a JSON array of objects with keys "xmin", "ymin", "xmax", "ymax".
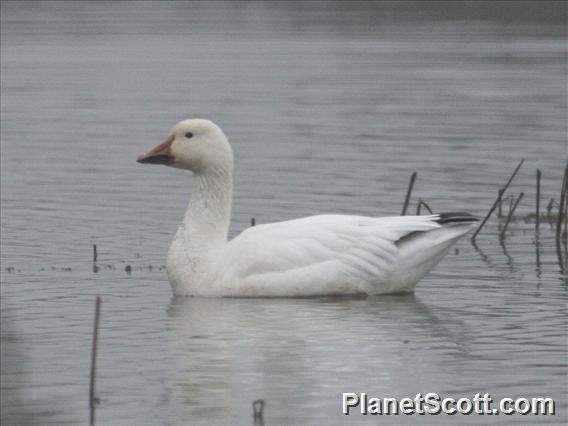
[{"xmin": 435, "ymin": 212, "xmax": 479, "ymax": 225}]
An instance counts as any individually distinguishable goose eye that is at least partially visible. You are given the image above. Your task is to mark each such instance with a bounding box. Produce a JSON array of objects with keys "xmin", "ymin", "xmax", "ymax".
[{"xmin": 184, "ymin": 132, "xmax": 193, "ymax": 139}]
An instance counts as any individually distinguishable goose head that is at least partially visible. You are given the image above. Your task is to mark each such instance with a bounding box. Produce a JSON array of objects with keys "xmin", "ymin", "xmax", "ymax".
[{"xmin": 137, "ymin": 119, "xmax": 233, "ymax": 173}]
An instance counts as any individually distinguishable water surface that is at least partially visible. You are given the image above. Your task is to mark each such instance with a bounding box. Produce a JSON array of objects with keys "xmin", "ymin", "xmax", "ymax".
[{"xmin": 1, "ymin": 2, "xmax": 567, "ymax": 425}]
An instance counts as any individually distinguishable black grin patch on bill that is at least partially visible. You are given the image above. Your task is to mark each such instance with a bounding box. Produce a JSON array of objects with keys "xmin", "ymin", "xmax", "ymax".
[{"xmin": 137, "ymin": 155, "xmax": 174, "ymax": 165}]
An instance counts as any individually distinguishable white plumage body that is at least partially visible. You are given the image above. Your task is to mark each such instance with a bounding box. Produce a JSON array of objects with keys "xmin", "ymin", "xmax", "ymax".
[
  {"xmin": 138, "ymin": 119, "xmax": 477, "ymax": 297},
  {"xmin": 167, "ymin": 213, "xmax": 474, "ymax": 297}
]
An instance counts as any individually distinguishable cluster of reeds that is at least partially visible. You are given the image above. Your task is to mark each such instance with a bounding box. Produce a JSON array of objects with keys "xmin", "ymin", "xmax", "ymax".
[{"xmin": 401, "ymin": 160, "xmax": 568, "ymax": 273}]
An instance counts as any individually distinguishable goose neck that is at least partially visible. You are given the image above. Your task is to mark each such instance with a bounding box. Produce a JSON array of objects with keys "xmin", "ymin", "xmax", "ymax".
[{"xmin": 183, "ymin": 167, "xmax": 233, "ymax": 247}]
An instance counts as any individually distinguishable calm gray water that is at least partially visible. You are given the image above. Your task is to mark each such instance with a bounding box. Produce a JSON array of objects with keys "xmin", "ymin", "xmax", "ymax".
[{"xmin": 1, "ymin": 1, "xmax": 567, "ymax": 425}]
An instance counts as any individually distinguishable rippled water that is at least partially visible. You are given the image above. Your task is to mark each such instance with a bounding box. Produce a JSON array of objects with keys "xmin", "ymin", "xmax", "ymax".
[{"xmin": 1, "ymin": 2, "xmax": 567, "ymax": 425}]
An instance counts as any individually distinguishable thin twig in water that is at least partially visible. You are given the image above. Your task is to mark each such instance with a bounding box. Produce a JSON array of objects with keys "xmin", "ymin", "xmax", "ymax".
[
  {"xmin": 90, "ymin": 296, "xmax": 102, "ymax": 426},
  {"xmin": 556, "ymin": 162, "xmax": 568, "ymax": 272},
  {"xmin": 401, "ymin": 172, "xmax": 417, "ymax": 216},
  {"xmin": 564, "ymin": 188, "xmax": 568, "ymax": 256},
  {"xmin": 499, "ymin": 231, "xmax": 514, "ymax": 267},
  {"xmin": 535, "ymin": 239, "xmax": 542, "ymax": 277},
  {"xmin": 500, "ymin": 192, "xmax": 524, "ymax": 239},
  {"xmin": 496, "ymin": 189, "xmax": 504, "ymax": 218},
  {"xmin": 93, "ymin": 244, "xmax": 99, "ymax": 273},
  {"xmin": 547, "ymin": 198, "xmax": 555, "ymax": 217},
  {"xmin": 416, "ymin": 199, "xmax": 433, "ymax": 215},
  {"xmin": 536, "ymin": 170, "xmax": 541, "ymax": 235},
  {"xmin": 471, "ymin": 159, "xmax": 524, "ymax": 242}
]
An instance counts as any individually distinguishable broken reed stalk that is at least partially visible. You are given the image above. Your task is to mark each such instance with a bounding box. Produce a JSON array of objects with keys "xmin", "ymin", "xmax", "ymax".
[
  {"xmin": 253, "ymin": 399, "xmax": 265, "ymax": 426},
  {"xmin": 547, "ymin": 198, "xmax": 555, "ymax": 216},
  {"xmin": 497, "ymin": 188, "xmax": 504, "ymax": 218},
  {"xmin": 251, "ymin": 217, "xmax": 256, "ymax": 227},
  {"xmin": 92, "ymin": 244, "xmax": 99, "ymax": 273},
  {"xmin": 401, "ymin": 172, "xmax": 417, "ymax": 216},
  {"xmin": 535, "ymin": 240, "xmax": 541, "ymax": 272},
  {"xmin": 500, "ymin": 192, "xmax": 524, "ymax": 239},
  {"xmin": 471, "ymin": 159, "xmax": 524, "ymax": 242},
  {"xmin": 536, "ymin": 170, "xmax": 541, "ymax": 235},
  {"xmin": 564, "ymin": 191, "xmax": 568, "ymax": 251},
  {"xmin": 89, "ymin": 296, "xmax": 101, "ymax": 426},
  {"xmin": 556, "ymin": 162, "xmax": 568, "ymax": 271},
  {"xmin": 504, "ymin": 197, "xmax": 513, "ymax": 233},
  {"xmin": 416, "ymin": 198, "xmax": 433, "ymax": 215}
]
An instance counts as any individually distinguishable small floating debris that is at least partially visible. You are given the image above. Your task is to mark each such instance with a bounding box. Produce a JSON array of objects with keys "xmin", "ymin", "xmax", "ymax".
[
  {"xmin": 125, "ymin": 265, "xmax": 132, "ymax": 274},
  {"xmin": 252, "ymin": 399, "xmax": 265, "ymax": 426}
]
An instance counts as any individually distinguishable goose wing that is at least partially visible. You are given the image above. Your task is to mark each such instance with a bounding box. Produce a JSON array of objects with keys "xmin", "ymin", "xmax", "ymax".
[{"xmin": 215, "ymin": 214, "xmax": 444, "ymax": 296}]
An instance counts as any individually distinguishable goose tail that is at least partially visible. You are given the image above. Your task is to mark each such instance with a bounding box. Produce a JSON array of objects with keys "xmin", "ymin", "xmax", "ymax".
[
  {"xmin": 387, "ymin": 212, "xmax": 477, "ymax": 292},
  {"xmin": 434, "ymin": 212, "xmax": 479, "ymax": 225}
]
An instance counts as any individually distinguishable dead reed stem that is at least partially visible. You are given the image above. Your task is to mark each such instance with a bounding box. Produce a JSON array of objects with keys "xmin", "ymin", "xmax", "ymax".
[
  {"xmin": 536, "ymin": 169, "xmax": 541, "ymax": 235},
  {"xmin": 253, "ymin": 399, "xmax": 265, "ymax": 426},
  {"xmin": 89, "ymin": 296, "xmax": 101, "ymax": 426},
  {"xmin": 556, "ymin": 162, "xmax": 568, "ymax": 272},
  {"xmin": 416, "ymin": 199, "xmax": 433, "ymax": 215},
  {"xmin": 500, "ymin": 192, "xmax": 524, "ymax": 239},
  {"xmin": 401, "ymin": 172, "xmax": 417, "ymax": 216},
  {"xmin": 471, "ymin": 159, "xmax": 524, "ymax": 242},
  {"xmin": 497, "ymin": 188, "xmax": 504, "ymax": 218}
]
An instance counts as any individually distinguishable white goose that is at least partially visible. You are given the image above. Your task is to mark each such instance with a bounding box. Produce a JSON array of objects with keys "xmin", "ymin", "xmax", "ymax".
[{"xmin": 137, "ymin": 119, "xmax": 477, "ymax": 297}]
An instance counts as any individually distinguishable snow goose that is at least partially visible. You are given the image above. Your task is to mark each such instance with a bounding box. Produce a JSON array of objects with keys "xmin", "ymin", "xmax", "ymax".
[{"xmin": 137, "ymin": 119, "xmax": 477, "ymax": 297}]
